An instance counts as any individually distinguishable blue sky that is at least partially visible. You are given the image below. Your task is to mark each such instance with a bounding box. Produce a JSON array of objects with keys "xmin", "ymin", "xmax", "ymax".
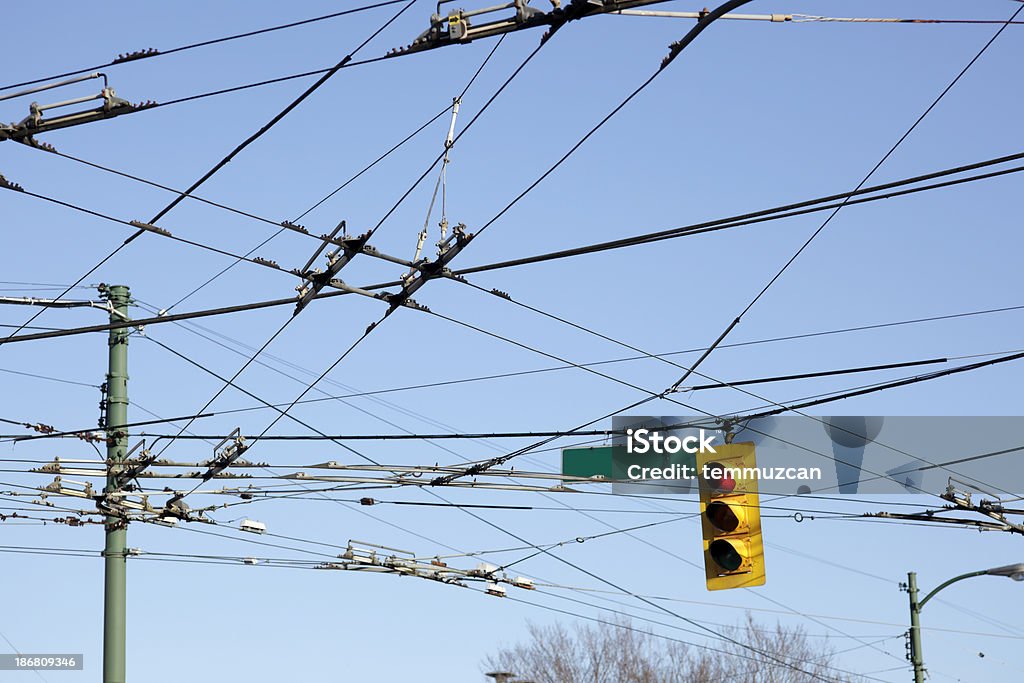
[{"xmin": 1, "ymin": 1, "xmax": 1023, "ymax": 681}]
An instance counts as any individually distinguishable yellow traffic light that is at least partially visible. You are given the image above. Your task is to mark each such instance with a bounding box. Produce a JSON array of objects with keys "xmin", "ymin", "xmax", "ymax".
[{"xmin": 697, "ymin": 442, "xmax": 765, "ymax": 591}]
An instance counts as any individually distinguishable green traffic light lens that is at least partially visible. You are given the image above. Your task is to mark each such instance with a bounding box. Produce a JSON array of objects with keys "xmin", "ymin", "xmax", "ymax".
[
  {"xmin": 708, "ymin": 539, "xmax": 743, "ymax": 572},
  {"xmin": 706, "ymin": 501, "xmax": 741, "ymax": 533}
]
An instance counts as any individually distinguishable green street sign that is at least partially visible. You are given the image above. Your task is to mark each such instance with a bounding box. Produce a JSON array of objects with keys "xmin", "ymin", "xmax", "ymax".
[{"xmin": 561, "ymin": 445, "xmax": 697, "ymax": 486}]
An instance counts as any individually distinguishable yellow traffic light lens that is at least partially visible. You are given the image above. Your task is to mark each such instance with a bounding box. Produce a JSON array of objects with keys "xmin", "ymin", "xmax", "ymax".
[
  {"xmin": 708, "ymin": 539, "xmax": 744, "ymax": 572},
  {"xmin": 706, "ymin": 500, "xmax": 741, "ymax": 533}
]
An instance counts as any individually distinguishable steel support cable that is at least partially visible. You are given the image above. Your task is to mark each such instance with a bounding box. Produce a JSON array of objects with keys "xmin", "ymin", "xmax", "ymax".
[
  {"xmin": 0, "ymin": 366, "xmax": 98, "ymax": 388},
  {"xmin": 790, "ymin": 13, "xmax": 1024, "ymax": 25},
  {"xmin": 420, "ymin": 3, "xmax": 1024, "ymax": 490},
  {"xmin": 126, "ymin": 343, "xmax": 769, "ymax": 636},
  {"xmin": 422, "ymin": 304, "xmax": 1019, "ymax": 502},
  {"xmin": 0, "ymin": 1, "xmax": 407, "ymax": 93},
  {"xmin": 10, "ymin": 136, "xmax": 1022, "ymax": 322},
  {"xmin": 70, "ymin": 3, "xmax": 422, "ymax": 471},
  {"xmin": 465, "ymin": 0, "xmax": 755, "ymax": 247},
  {"xmin": 453, "ymin": 153, "xmax": 1024, "ymax": 275},
  {"xmin": 0, "ymin": 357, "xmax": 1006, "ymax": 457},
  {"xmin": 665, "ymin": 1, "xmax": 1024, "ymax": 393},
  {"xmin": 142, "ymin": 335, "xmax": 394, "ymax": 468},
  {"xmin": 491, "ymin": 500, "xmax": 915, "ymax": 668},
  {"xmin": 351, "ymin": 33, "xmax": 553, "ymax": 255},
  {"xmin": 147, "ymin": 31, "xmax": 558, "ymax": 481},
  {"xmin": 739, "ymin": 349, "xmax": 1024, "ymax": 421},
  {"xmin": 140, "ymin": 299, "xmax": 483, "ymax": 463},
  {"xmin": 140, "ymin": 314, "xmax": 492, "ymax": 469},
  {"xmin": 3, "ymin": 151, "xmax": 1022, "ymax": 348},
  {"xmin": 397, "ymin": 321, "xmax": 929, "ymax": 671},
  {"xmin": 121, "ymin": 348, "xmax": 1011, "ymax": 426},
  {"xmin": 61, "ymin": 305, "xmax": 966, "ymax": 660},
  {"xmin": 162, "ymin": 32, "xmax": 508, "ymax": 316},
  {"xmin": 447, "ymin": 280, "xmax": 1017, "ymax": 499},
  {"xmin": 0, "ymin": 0, "xmax": 417, "ymax": 344},
  {"xmin": 26, "ymin": 100, "xmax": 450, "ymax": 260},
  {"xmin": 3, "ymin": 188, "xmax": 300, "ymax": 273},
  {"xmin": 4, "ymin": 302, "xmax": 1021, "ymax": 443},
  {"xmin": 134, "ymin": 249, "xmax": 896, "ymax": 680},
  {"xmin": 143, "ymin": 21, "xmax": 524, "ymax": 463},
  {"xmin": 434, "ymin": 488, "xmax": 857, "ymax": 683},
  {"xmin": 0, "ymin": 543, "xmax": 887, "ymax": 680}
]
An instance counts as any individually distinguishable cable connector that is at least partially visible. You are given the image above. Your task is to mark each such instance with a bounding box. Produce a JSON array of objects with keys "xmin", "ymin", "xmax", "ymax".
[
  {"xmin": 0, "ymin": 173, "xmax": 24, "ymax": 192},
  {"xmin": 112, "ymin": 48, "xmax": 160, "ymax": 64},
  {"xmin": 252, "ymin": 257, "xmax": 281, "ymax": 269},
  {"xmin": 20, "ymin": 136, "xmax": 57, "ymax": 153},
  {"xmin": 129, "ymin": 220, "xmax": 172, "ymax": 237},
  {"xmin": 281, "ymin": 220, "xmax": 310, "ymax": 234}
]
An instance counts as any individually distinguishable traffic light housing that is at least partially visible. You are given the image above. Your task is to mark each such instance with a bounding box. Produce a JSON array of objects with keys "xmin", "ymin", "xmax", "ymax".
[{"xmin": 697, "ymin": 442, "xmax": 765, "ymax": 591}]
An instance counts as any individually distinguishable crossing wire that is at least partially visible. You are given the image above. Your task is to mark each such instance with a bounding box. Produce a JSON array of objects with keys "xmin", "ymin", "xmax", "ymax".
[
  {"xmin": 162, "ymin": 32, "xmax": 508, "ymax": 315},
  {"xmin": 440, "ymin": 273, "xmax": 1017, "ymax": 498},
  {"xmin": 452, "ymin": 152, "xmax": 1024, "ymax": 275},
  {"xmin": 665, "ymin": 0, "xmax": 1024, "ymax": 393},
  {"xmin": 0, "ymin": 0, "xmax": 417, "ymax": 345},
  {"xmin": 0, "ymin": 1, "xmax": 407, "ymax": 92},
  {"xmin": 3, "ymin": 150, "xmax": 1022, "ymax": 348},
  {"xmin": 145, "ymin": 16, "xmax": 539, "ymax": 464},
  {"xmin": 4, "ymin": 2, "xmax": 1007, "ymax": 671},
  {"xmin": 3, "ymin": 301, "xmax": 1022, "ymax": 444}
]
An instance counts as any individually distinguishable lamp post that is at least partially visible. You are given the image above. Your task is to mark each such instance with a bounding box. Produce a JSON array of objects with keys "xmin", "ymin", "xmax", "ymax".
[{"xmin": 906, "ymin": 563, "xmax": 1024, "ymax": 683}]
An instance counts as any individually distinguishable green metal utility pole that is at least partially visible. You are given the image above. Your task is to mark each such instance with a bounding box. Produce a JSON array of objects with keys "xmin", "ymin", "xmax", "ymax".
[
  {"xmin": 905, "ymin": 563, "xmax": 1024, "ymax": 683},
  {"xmin": 102, "ymin": 284, "xmax": 130, "ymax": 683},
  {"xmin": 906, "ymin": 572, "xmax": 925, "ymax": 683}
]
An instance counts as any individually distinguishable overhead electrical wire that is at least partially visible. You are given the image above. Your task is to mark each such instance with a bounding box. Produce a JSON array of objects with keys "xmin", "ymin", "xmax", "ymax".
[
  {"xmin": 442, "ymin": 272, "xmax": 1018, "ymax": 500},
  {"xmin": 21, "ymin": 97, "xmax": 452, "ymax": 274},
  {"xmin": 281, "ymin": 5, "xmax": 956, "ymax": 670},
  {"xmin": 453, "ymin": 152, "xmax": 1024, "ymax": 275},
  {"xmin": 143, "ymin": 15, "xmax": 532, "ymax": 466},
  {"xmin": 0, "ymin": 0, "xmax": 417, "ymax": 344},
  {"xmin": 419, "ymin": 303, "xmax": 1011, "ymax": 499},
  {"xmin": 0, "ymin": 0, "xmax": 408, "ymax": 93},
  {"xmin": 417, "ymin": 5, "xmax": 1024, "ymax": 494},
  {"xmin": 103, "ymin": 301, "xmax": 1005, "ymax": 658},
  {"xmin": 6, "ymin": 1, "xmax": 1015, "ymax": 667},
  {"xmin": 78, "ymin": 2, "xmax": 421, "ymax": 474},
  {"xmin": 664, "ymin": 0, "xmax": 1024, "ymax": 393},
  {"xmin": 4, "ymin": 151, "xmax": 1023, "ymax": 348},
  {"xmin": 162, "ymin": 32, "xmax": 508, "ymax": 315},
  {"xmin": 4, "ymin": 301, "xmax": 1021, "ymax": 443}
]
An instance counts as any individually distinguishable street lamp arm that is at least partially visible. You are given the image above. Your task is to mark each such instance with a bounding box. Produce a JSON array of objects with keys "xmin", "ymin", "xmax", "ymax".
[{"xmin": 918, "ymin": 570, "xmax": 988, "ymax": 609}]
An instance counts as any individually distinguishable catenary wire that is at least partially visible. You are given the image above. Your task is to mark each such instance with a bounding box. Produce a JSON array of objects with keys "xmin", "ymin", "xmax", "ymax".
[
  {"xmin": 664, "ymin": 1, "xmax": 1024, "ymax": 393},
  {"xmin": 0, "ymin": 0, "xmax": 416, "ymax": 345},
  {"xmin": 0, "ymin": 1, "xmax": 408, "ymax": 93},
  {"xmin": 4, "ymin": 150, "xmax": 1023, "ymax": 348}
]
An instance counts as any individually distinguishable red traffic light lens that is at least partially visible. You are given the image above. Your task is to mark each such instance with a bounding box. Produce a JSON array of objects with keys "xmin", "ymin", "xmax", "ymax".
[
  {"xmin": 702, "ymin": 462, "xmax": 736, "ymax": 493},
  {"xmin": 706, "ymin": 501, "xmax": 741, "ymax": 533},
  {"xmin": 708, "ymin": 539, "xmax": 744, "ymax": 572}
]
